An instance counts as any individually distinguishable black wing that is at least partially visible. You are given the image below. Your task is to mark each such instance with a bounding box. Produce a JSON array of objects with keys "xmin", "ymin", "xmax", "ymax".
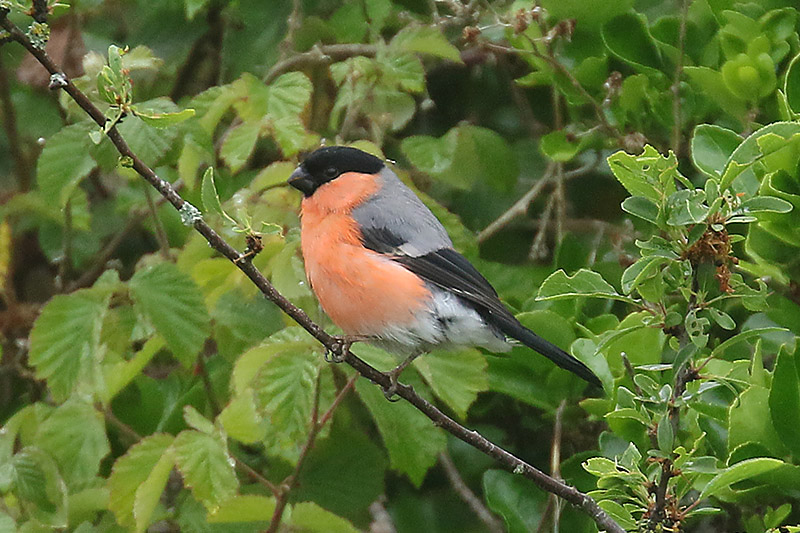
[{"xmin": 360, "ymin": 227, "xmax": 601, "ymax": 387}]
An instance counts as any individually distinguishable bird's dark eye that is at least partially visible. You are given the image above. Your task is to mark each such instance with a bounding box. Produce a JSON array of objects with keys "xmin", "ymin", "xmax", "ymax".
[{"xmin": 324, "ymin": 167, "xmax": 338, "ymax": 179}]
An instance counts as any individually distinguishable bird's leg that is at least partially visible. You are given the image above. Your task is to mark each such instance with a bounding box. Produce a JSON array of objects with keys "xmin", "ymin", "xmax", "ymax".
[
  {"xmin": 325, "ymin": 334, "xmax": 369, "ymax": 363},
  {"xmin": 382, "ymin": 351, "xmax": 422, "ymax": 401}
]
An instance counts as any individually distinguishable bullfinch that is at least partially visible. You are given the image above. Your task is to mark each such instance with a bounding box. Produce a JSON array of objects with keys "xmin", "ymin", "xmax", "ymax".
[{"xmin": 288, "ymin": 146, "xmax": 601, "ymax": 395}]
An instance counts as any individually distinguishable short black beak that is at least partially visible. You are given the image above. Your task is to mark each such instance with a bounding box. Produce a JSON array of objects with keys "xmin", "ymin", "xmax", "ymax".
[{"xmin": 288, "ymin": 167, "xmax": 316, "ymax": 196}]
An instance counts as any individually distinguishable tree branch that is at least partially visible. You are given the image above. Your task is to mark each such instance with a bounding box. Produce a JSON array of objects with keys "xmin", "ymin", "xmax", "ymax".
[
  {"xmin": 1, "ymin": 11, "xmax": 623, "ymax": 532},
  {"xmin": 671, "ymin": 0, "xmax": 689, "ymax": 156},
  {"xmin": 440, "ymin": 451, "xmax": 504, "ymax": 533},
  {"xmin": 263, "ymin": 43, "xmax": 377, "ymax": 84}
]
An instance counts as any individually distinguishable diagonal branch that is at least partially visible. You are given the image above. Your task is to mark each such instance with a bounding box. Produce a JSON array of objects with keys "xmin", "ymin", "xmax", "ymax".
[{"xmin": 0, "ymin": 11, "xmax": 623, "ymax": 533}]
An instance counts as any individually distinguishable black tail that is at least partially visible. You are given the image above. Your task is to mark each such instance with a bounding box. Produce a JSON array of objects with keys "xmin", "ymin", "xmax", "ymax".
[{"xmin": 500, "ymin": 319, "xmax": 602, "ymax": 387}]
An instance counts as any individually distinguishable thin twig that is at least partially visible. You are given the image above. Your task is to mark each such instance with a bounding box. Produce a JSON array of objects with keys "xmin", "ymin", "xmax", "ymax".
[
  {"xmin": 104, "ymin": 408, "xmax": 143, "ymax": 442},
  {"xmin": 267, "ymin": 371, "xmax": 357, "ymax": 532},
  {"xmin": 143, "ymin": 185, "xmax": 171, "ymax": 259},
  {"xmin": 234, "ymin": 457, "xmax": 280, "ymax": 497},
  {"xmin": 529, "ymin": 194, "xmax": 555, "ymax": 260},
  {"xmin": 671, "ymin": 0, "xmax": 689, "ymax": 156},
  {"xmin": 440, "ymin": 451, "xmax": 504, "ymax": 533},
  {"xmin": 477, "ymin": 153, "xmax": 600, "ymax": 243},
  {"xmin": 483, "ymin": 40, "xmax": 625, "ymax": 145},
  {"xmin": 550, "ymin": 400, "xmax": 566, "ymax": 533},
  {"xmin": 278, "ymin": 0, "xmax": 302, "ymax": 60},
  {"xmin": 478, "ymin": 162, "xmax": 556, "ymax": 243},
  {"xmin": 1, "ymin": 14, "xmax": 624, "ymax": 532},
  {"xmin": 263, "ymin": 43, "xmax": 377, "ymax": 84}
]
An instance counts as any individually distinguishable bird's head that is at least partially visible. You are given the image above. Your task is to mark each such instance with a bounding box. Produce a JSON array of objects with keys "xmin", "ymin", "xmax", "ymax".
[{"xmin": 288, "ymin": 146, "xmax": 385, "ymax": 197}]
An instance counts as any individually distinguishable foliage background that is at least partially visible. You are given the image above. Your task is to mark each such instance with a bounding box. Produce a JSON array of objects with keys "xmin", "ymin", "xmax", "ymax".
[{"xmin": 1, "ymin": 0, "xmax": 800, "ymax": 532}]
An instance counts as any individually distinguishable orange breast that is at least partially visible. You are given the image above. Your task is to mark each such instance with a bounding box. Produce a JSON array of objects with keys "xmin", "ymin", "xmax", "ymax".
[{"xmin": 299, "ymin": 172, "xmax": 431, "ymax": 336}]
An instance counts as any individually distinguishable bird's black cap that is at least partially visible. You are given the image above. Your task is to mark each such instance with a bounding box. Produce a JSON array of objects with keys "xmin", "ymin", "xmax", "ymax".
[{"xmin": 288, "ymin": 146, "xmax": 385, "ymax": 196}]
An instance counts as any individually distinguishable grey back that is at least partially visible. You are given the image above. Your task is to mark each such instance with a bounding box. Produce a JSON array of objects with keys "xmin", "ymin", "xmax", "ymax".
[{"xmin": 351, "ymin": 167, "xmax": 452, "ymax": 257}]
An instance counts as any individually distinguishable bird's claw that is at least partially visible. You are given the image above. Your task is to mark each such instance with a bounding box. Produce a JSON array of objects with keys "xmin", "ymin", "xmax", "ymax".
[
  {"xmin": 382, "ymin": 371, "xmax": 402, "ymax": 402},
  {"xmin": 325, "ymin": 335, "xmax": 360, "ymax": 363}
]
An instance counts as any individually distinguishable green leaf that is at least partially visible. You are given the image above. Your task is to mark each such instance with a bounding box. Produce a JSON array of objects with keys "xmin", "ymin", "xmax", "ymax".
[
  {"xmin": 539, "ymin": 130, "xmax": 581, "ymax": 162},
  {"xmin": 607, "ymin": 145, "xmax": 681, "ymax": 202},
  {"xmin": 483, "ymin": 469, "xmax": 544, "ymax": 533},
  {"xmin": 36, "ymin": 401, "xmax": 109, "ymax": 486},
  {"xmin": 294, "ymin": 425, "xmax": 387, "ymax": 520},
  {"xmin": 28, "ymin": 289, "xmax": 110, "ymax": 401},
  {"xmin": 413, "ymin": 348, "xmax": 488, "ymax": 418},
  {"xmin": 536, "ymin": 268, "xmax": 627, "ymax": 302},
  {"xmin": 699, "ymin": 457, "xmax": 784, "ymax": 500},
  {"xmin": 692, "ymin": 125, "xmax": 742, "ymax": 179},
  {"xmin": 356, "ymin": 366, "xmax": 446, "ymax": 486},
  {"xmin": 267, "ymin": 71, "xmax": 313, "ymax": 119},
  {"xmin": 252, "ymin": 161, "xmax": 294, "ymax": 190},
  {"xmin": 173, "ymin": 429, "xmax": 238, "ymax": 511},
  {"xmin": 289, "ymin": 502, "xmax": 359, "ymax": 533},
  {"xmin": 770, "ymin": 346, "xmax": 800, "ymax": 457},
  {"xmin": 200, "ymin": 166, "xmax": 223, "ymax": 217},
  {"xmin": 711, "ymin": 327, "xmax": 789, "ymax": 359},
  {"xmin": 402, "ymin": 125, "xmax": 518, "ymax": 191},
  {"xmin": 684, "ymin": 66, "xmax": 748, "ymax": 120},
  {"xmin": 390, "ymin": 25, "xmax": 462, "ymax": 63},
  {"xmin": 37, "ymin": 122, "xmax": 96, "ymax": 207},
  {"xmin": 133, "ymin": 445, "xmax": 175, "ymax": 533},
  {"xmin": 657, "ymin": 417, "xmax": 674, "ymax": 454},
  {"xmin": 207, "ymin": 495, "xmax": 275, "ymax": 523},
  {"xmin": 602, "ymin": 13, "xmax": 662, "ymax": 73},
  {"xmin": 134, "ymin": 107, "xmax": 196, "ymax": 128},
  {"xmin": 129, "ymin": 262, "xmax": 211, "ymax": 367},
  {"xmin": 252, "ymin": 347, "xmax": 325, "ymax": 461},
  {"xmin": 220, "ymin": 120, "xmax": 261, "ymax": 173},
  {"xmin": 784, "ymin": 52, "xmax": 800, "ymax": 115},
  {"xmin": 621, "ymin": 256, "xmax": 666, "ymax": 295},
  {"xmin": 218, "ymin": 389, "xmax": 265, "ymax": 444},
  {"xmin": 740, "ymin": 196, "xmax": 794, "ymax": 214},
  {"xmin": 117, "ymin": 98, "xmax": 182, "ymax": 164},
  {"xmin": 11, "ymin": 447, "xmax": 68, "ymax": 527},
  {"xmin": 622, "ymin": 195, "xmax": 660, "ymax": 224},
  {"xmin": 729, "ymin": 385, "xmax": 788, "ymax": 458},
  {"xmin": 108, "ymin": 434, "xmax": 175, "ymax": 530}
]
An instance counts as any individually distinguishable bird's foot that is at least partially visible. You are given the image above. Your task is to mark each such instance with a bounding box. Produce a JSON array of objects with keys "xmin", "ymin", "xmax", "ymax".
[
  {"xmin": 325, "ymin": 335, "xmax": 367, "ymax": 363},
  {"xmin": 382, "ymin": 369, "xmax": 403, "ymax": 402},
  {"xmin": 381, "ymin": 351, "xmax": 422, "ymax": 401}
]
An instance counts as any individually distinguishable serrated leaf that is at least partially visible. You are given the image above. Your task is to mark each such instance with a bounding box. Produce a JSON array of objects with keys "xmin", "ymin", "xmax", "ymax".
[
  {"xmin": 607, "ymin": 145, "xmax": 682, "ymax": 202},
  {"xmin": 173, "ymin": 430, "xmax": 238, "ymax": 511},
  {"xmin": 621, "ymin": 256, "xmax": 667, "ymax": 295},
  {"xmin": 207, "ymin": 495, "xmax": 275, "ymax": 523},
  {"xmin": 267, "ymin": 71, "xmax": 313, "ymax": 119},
  {"xmin": 537, "ymin": 268, "xmax": 627, "ymax": 301},
  {"xmin": 289, "ymin": 502, "xmax": 359, "ymax": 533},
  {"xmin": 220, "ymin": 120, "xmax": 261, "ymax": 173},
  {"xmin": 414, "ymin": 348, "xmax": 487, "ymax": 418},
  {"xmin": 699, "ymin": 457, "xmax": 784, "ymax": 500},
  {"xmin": 134, "ymin": 107, "xmax": 195, "ymax": 128},
  {"xmin": 218, "ymin": 389, "xmax": 265, "ymax": 444},
  {"xmin": 390, "ymin": 25, "xmax": 462, "ymax": 63},
  {"xmin": 129, "ymin": 262, "xmax": 211, "ymax": 367},
  {"xmin": 117, "ymin": 98, "xmax": 181, "ymax": 164},
  {"xmin": 36, "ymin": 401, "xmax": 109, "ymax": 486},
  {"xmin": 109, "ymin": 434, "xmax": 174, "ymax": 530},
  {"xmin": 356, "ymin": 374, "xmax": 446, "ymax": 486},
  {"xmin": 183, "ymin": 405, "xmax": 215, "ymax": 435},
  {"xmin": 12, "ymin": 447, "xmax": 68, "ymax": 527},
  {"xmin": 252, "ymin": 348, "xmax": 320, "ymax": 458},
  {"xmin": 28, "ymin": 289, "xmax": 109, "ymax": 401},
  {"xmin": 37, "ymin": 122, "xmax": 96, "ymax": 207},
  {"xmin": 200, "ymin": 167, "xmax": 224, "ymax": 217},
  {"xmin": 133, "ymin": 446, "xmax": 174, "ymax": 533}
]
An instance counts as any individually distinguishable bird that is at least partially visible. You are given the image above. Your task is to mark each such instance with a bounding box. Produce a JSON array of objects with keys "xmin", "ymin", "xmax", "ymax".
[{"xmin": 288, "ymin": 145, "xmax": 601, "ymax": 397}]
